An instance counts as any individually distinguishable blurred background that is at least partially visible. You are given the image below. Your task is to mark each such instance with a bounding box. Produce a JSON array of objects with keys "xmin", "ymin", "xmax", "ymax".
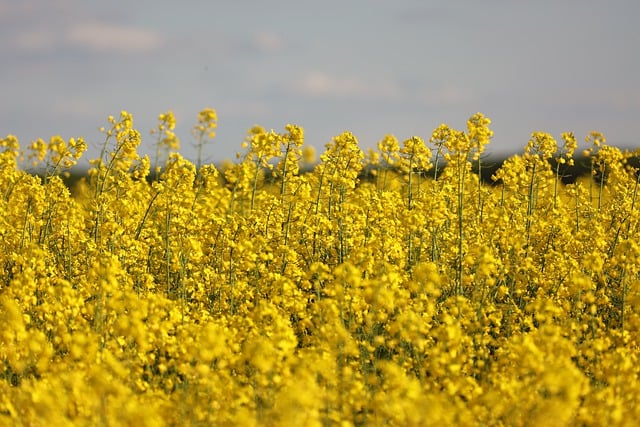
[{"xmin": 1, "ymin": 0, "xmax": 639, "ymax": 167}]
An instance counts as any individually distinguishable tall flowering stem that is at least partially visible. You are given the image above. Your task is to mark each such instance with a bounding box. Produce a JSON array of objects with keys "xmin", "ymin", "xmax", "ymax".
[
  {"xmin": 443, "ymin": 128, "xmax": 472, "ymax": 295},
  {"xmin": 554, "ymin": 132, "xmax": 577, "ymax": 208},
  {"xmin": 399, "ymin": 136, "xmax": 431, "ymax": 267},
  {"xmin": 523, "ymin": 132, "xmax": 557, "ymax": 237},
  {"xmin": 192, "ymin": 108, "xmax": 217, "ymax": 171},
  {"xmin": 466, "ymin": 113, "xmax": 493, "ymax": 223},
  {"xmin": 151, "ymin": 111, "xmax": 179, "ymax": 176}
]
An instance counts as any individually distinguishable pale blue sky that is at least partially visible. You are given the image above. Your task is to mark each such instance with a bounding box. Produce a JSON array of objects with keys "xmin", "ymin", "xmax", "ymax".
[{"xmin": 1, "ymin": 0, "xmax": 639, "ymax": 165}]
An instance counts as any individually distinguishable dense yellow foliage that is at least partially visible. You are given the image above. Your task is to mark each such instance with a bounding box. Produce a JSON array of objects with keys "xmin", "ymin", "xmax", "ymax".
[{"xmin": 1, "ymin": 110, "xmax": 640, "ymax": 426}]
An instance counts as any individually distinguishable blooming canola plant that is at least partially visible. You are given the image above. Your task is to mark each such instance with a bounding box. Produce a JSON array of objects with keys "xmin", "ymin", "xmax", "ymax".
[{"xmin": 1, "ymin": 110, "xmax": 640, "ymax": 425}]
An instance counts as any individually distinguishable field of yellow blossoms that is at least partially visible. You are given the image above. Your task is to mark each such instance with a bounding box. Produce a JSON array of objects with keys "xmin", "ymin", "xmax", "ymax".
[{"xmin": 2, "ymin": 109, "xmax": 640, "ymax": 426}]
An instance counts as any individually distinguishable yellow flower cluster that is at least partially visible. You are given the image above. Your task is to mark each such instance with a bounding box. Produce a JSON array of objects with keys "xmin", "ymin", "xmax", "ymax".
[{"xmin": 1, "ymin": 110, "xmax": 640, "ymax": 426}]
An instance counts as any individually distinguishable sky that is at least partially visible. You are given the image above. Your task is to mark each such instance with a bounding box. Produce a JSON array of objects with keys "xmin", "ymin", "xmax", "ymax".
[{"xmin": 1, "ymin": 0, "xmax": 639, "ymax": 167}]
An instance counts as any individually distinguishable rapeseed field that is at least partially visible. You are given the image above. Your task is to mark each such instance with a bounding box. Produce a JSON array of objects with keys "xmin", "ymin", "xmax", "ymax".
[{"xmin": 1, "ymin": 110, "xmax": 639, "ymax": 426}]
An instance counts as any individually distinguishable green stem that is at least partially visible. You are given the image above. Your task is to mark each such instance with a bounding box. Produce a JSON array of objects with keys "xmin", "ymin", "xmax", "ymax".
[
  {"xmin": 477, "ymin": 154, "xmax": 483, "ymax": 222},
  {"xmin": 598, "ymin": 163, "xmax": 605, "ymax": 211},
  {"xmin": 280, "ymin": 142, "xmax": 291, "ymax": 203},
  {"xmin": 526, "ymin": 162, "xmax": 537, "ymax": 236},
  {"xmin": 457, "ymin": 153, "xmax": 466, "ymax": 295},
  {"xmin": 165, "ymin": 210, "xmax": 172, "ymax": 296}
]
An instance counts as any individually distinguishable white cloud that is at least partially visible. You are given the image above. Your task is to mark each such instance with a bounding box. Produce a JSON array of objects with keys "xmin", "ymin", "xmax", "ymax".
[
  {"xmin": 11, "ymin": 29, "xmax": 57, "ymax": 51},
  {"xmin": 3, "ymin": 8, "xmax": 164, "ymax": 56},
  {"xmin": 65, "ymin": 22, "xmax": 164, "ymax": 54},
  {"xmin": 55, "ymin": 98, "xmax": 102, "ymax": 118},
  {"xmin": 427, "ymin": 85, "xmax": 474, "ymax": 106},
  {"xmin": 292, "ymin": 71, "xmax": 403, "ymax": 100},
  {"xmin": 253, "ymin": 32, "xmax": 286, "ymax": 53},
  {"xmin": 606, "ymin": 92, "xmax": 640, "ymax": 110},
  {"xmin": 219, "ymin": 100, "xmax": 271, "ymax": 117},
  {"xmin": 0, "ymin": 1, "xmax": 43, "ymax": 20}
]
